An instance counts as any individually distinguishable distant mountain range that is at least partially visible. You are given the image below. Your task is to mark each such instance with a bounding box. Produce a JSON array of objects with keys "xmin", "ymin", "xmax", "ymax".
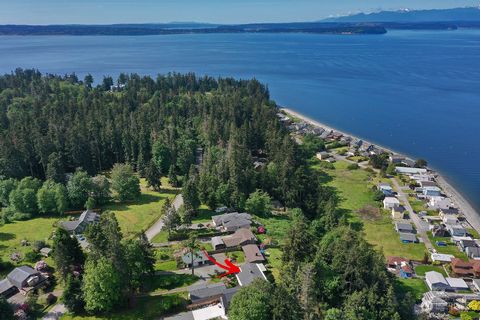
[{"xmin": 324, "ymin": 6, "xmax": 480, "ymax": 23}]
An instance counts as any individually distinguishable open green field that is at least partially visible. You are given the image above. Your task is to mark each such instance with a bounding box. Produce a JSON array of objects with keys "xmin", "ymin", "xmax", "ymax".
[
  {"xmin": 60, "ymin": 293, "xmax": 187, "ymax": 320},
  {"xmin": 102, "ymin": 179, "xmax": 177, "ymax": 238},
  {"xmin": 313, "ymin": 160, "xmax": 427, "ymax": 261},
  {"xmin": 0, "ymin": 216, "xmax": 59, "ymax": 274},
  {"xmin": 415, "ymin": 264, "xmax": 447, "ymax": 277},
  {"xmin": 145, "ymin": 274, "xmax": 199, "ymax": 293},
  {"xmin": 394, "ymin": 278, "xmax": 429, "ymax": 302},
  {"xmin": 265, "ymin": 248, "xmax": 282, "ymax": 281}
]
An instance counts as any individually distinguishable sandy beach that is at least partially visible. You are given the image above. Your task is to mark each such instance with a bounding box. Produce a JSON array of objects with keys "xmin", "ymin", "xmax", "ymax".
[{"xmin": 282, "ymin": 107, "xmax": 480, "ymax": 233}]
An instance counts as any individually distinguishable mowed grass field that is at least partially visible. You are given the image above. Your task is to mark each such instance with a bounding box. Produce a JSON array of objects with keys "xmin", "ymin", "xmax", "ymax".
[
  {"xmin": 314, "ymin": 160, "xmax": 427, "ymax": 261},
  {"xmin": 103, "ymin": 178, "xmax": 177, "ymax": 238}
]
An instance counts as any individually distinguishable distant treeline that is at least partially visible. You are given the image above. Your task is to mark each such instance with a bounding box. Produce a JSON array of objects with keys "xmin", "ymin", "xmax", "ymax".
[{"xmin": 0, "ymin": 23, "xmax": 389, "ymax": 35}]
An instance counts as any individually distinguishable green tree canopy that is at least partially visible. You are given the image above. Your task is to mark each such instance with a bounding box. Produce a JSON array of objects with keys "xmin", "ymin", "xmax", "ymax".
[{"xmin": 110, "ymin": 163, "xmax": 140, "ymax": 202}]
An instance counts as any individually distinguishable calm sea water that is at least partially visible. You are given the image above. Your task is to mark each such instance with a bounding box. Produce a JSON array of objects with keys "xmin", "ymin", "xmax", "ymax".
[{"xmin": 1, "ymin": 30, "xmax": 479, "ymax": 212}]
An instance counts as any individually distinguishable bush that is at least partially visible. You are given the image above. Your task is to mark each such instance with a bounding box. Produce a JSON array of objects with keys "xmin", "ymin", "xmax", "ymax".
[
  {"xmin": 24, "ymin": 251, "xmax": 40, "ymax": 263},
  {"xmin": 12, "ymin": 212, "xmax": 32, "ymax": 221},
  {"xmin": 373, "ymin": 190, "xmax": 385, "ymax": 202},
  {"xmin": 318, "ymin": 162, "xmax": 335, "ymax": 170},
  {"xmin": 33, "ymin": 240, "xmax": 47, "ymax": 252},
  {"xmin": 347, "ymin": 163, "xmax": 359, "ymax": 170}
]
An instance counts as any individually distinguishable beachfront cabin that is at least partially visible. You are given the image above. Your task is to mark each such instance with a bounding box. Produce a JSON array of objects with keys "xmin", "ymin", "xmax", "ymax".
[
  {"xmin": 395, "ymin": 167, "xmax": 428, "ymax": 176},
  {"xmin": 467, "ymin": 247, "xmax": 480, "ymax": 259},
  {"xmin": 389, "ymin": 155, "xmax": 405, "ymax": 164},
  {"xmin": 425, "ymin": 271, "xmax": 450, "ymax": 291},
  {"xmin": 383, "ymin": 197, "xmax": 400, "ymax": 209},
  {"xmin": 429, "ymin": 196, "xmax": 452, "ymax": 210},
  {"xmin": 423, "ymin": 186, "xmax": 442, "ymax": 198},
  {"xmin": 446, "ymin": 224, "xmax": 467, "ymax": 237},
  {"xmin": 459, "ymin": 239, "xmax": 478, "ymax": 252},
  {"xmin": 402, "ymin": 159, "xmax": 416, "ymax": 167}
]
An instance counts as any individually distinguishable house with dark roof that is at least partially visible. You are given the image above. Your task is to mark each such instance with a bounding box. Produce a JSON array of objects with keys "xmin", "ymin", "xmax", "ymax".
[
  {"xmin": 242, "ymin": 244, "xmax": 265, "ymax": 264},
  {"xmin": 221, "ymin": 228, "xmax": 257, "ymax": 248},
  {"xmin": 211, "ymin": 236, "xmax": 226, "ymax": 250},
  {"xmin": 236, "ymin": 263, "xmax": 268, "ymax": 287},
  {"xmin": 395, "ymin": 222, "xmax": 414, "ymax": 234},
  {"xmin": 212, "ymin": 212, "xmax": 252, "ymax": 232},
  {"xmin": 399, "ymin": 233, "xmax": 417, "ymax": 243},
  {"xmin": 189, "ymin": 282, "xmax": 227, "ymax": 304},
  {"xmin": 0, "ymin": 265, "xmax": 47, "ymax": 297},
  {"xmin": 59, "ymin": 210, "xmax": 100, "ymax": 234}
]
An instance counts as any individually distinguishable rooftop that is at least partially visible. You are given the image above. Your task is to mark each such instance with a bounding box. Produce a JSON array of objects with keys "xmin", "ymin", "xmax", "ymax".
[{"xmin": 236, "ymin": 263, "xmax": 267, "ymax": 287}]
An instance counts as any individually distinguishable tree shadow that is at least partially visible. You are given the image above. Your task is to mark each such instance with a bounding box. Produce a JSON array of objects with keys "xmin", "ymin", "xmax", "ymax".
[
  {"xmin": 103, "ymin": 193, "xmax": 164, "ymax": 212},
  {"xmin": 0, "ymin": 232, "xmax": 15, "ymax": 241},
  {"xmin": 317, "ymin": 170, "xmax": 333, "ymax": 184}
]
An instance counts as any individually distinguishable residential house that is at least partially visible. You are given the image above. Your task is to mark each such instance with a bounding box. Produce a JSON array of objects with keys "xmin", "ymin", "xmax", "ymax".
[
  {"xmin": 389, "ymin": 155, "xmax": 405, "ymax": 164},
  {"xmin": 212, "ymin": 212, "xmax": 252, "ymax": 232},
  {"xmin": 446, "ymin": 224, "xmax": 467, "ymax": 237},
  {"xmin": 386, "ymin": 257, "xmax": 413, "ymax": 278},
  {"xmin": 431, "ymin": 253, "xmax": 455, "ymax": 263},
  {"xmin": 423, "ymin": 187, "xmax": 442, "ymax": 198},
  {"xmin": 419, "ymin": 181, "xmax": 437, "ymax": 188},
  {"xmin": 236, "ymin": 263, "xmax": 268, "ymax": 287},
  {"xmin": 189, "ymin": 282, "xmax": 227, "ymax": 304},
  {"xmin": 391, "ymin": 206, "xmax": 406, "ymax": 220},
  {"xmin": 425, "ymin": 271, "xmax": 450, "ymax": 291},
  {"xmin": 441, "ymin": 213, "xmax": 458, "ymax": 225},
  {"xmin": 0, "ymin": 266, "xmax": 46, "ymax": 297},
  {"xmin": 395, "ymin": 222, "xmax": 414, "ymax": 234},
  {"xmin": 472, "ymin": 279, "xmax": 480, "ymax": 292},
  {"xmin": 420, "ymin": 292, "xmax": 448, "ymax": 313},
  {"xmin": 242, "ymin": 244, "xmax": 265, "ymax": 264},
  {"xmin": 401, "ymin": 159, "xmax": 416, "ymax": 167},
  {"xmin": 222, "ymin": 228, "xmax": 257, "ymax": 248},
  {"xmin": 459, "ymin": 239, "xmax": 477, "ymax": 252},
  {"xmin": 184, "ymin": 283, "xmax": 239, "ymax": 320},
  {"xmin": 446, "ymin": 277, "xmax": 469, "ymax": 291},
  {"xmin": 378, "ymin": 183, "xmax": 394, "ymax": 196},
  {"xmin": 399, "ymin": 233, "xmax": 417, "ymax": 243},
  {"xmin": 431, "ymin": 225, "xmax": 450, "ymax": 237},
  {"xmin": 211, "ymin": 237, "xmax": 226, "ymax": 251},
  {"xmin": 59, "ymin": 210, "xmax": 100, "ymax": 234},
  {"xmin": 182, "ymin": 251, "xmax": 210, "ymax": 268},
  {"xmin": 395, "ymin": 167, "xmax": 428, "ymax": 175},
  {"xmin": 316, "ymin": 151, "xmax": 330, "ymax": 160},
  {"xmin": 440, "ymin": 208, "xmax": 460, "ymax": 216},
  {"xmin": 429, "ymin": 196, "xmax": 452, "ymax": 210},
  {"xmin": 450, "ymin": 258, "xmax": 475, "ymax": 277},
  {"xmin": 467, "ymin": 247, "xmax": 480, "ymax": 259},
  {"xmin": 383, "ymin": 197, "xmax": 400, "ymax": 209}
]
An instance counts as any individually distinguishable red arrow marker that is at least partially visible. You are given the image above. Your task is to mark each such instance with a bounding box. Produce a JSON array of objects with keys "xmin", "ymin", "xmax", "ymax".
[{"xmin": 202, "ymin": 250, "xmax": 241, "ymax": 277}]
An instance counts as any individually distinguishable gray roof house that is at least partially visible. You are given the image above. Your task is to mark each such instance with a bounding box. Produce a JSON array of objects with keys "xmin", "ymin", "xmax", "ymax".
[
  {"xmin": 211, "ymin": 236, "xmax": 226, "ymax": 250},
  {"xmin": 236, "ymin": 263, "xmax": 268, "ymax": 287},
  {"xmin": 0, "ymin": 265, "xmax": 45, "ymax": 297},
  {"xmin": 395, "ymin": 222, "xmax": 414, "ymax": 234},
  {"xmin": 182, "ymin": 251, "xmax": 210, "ymax": 268},
  {"xmin": 212, "ymin": 212, "xmax": 252, "ymax": 232},
  {"xmin": 399, "ymin": 233, "xmax": 417, "ymax": 243},
  {"xmin": 425, "ymin": 271, "xmax": 450, "ymax": 291},
  {"xmin": 222, "ymin": 228, "xmax": 257, "ymax": 248},
  {"xmin": 466, "ymin": 246, "xmax": 480, "ymax": 259},
  {"xmin": 446, "ymin": 224, "xmax": 467, "ymax": 237},
  {"xmin": 189, "ymin": 282, "xmax": 227, "ymax": 304},
  {"xmin": 60, "ymin": 210, "xmax": 100, "ymax": 234}
]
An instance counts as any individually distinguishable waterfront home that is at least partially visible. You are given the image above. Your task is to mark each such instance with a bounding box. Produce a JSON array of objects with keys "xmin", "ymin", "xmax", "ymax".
[
  {"xmin": 459, "ymin": 239, "xmax": 478, "ymax": 252},
  {"xmin": 402, "ymin": 159, "xmax": 416, "ymax": 167},
  {"xmin": 392, "ymin": 206, "xmax": 406, "ymax": 220},
  {"xmin": 383, "ymin": 197, "xmax": 400, "ymax": 209},
  {"xmin": 212, "ymin": 212, "xmax": 252, "ymax": 232},
  {"xmin": 395, "ymin": 222, "xmax": 414, "ymax": 233},
  {"xmin": 429, "ymin": 196, "xmax": 452, "ymax": 210},
  {"xmin": 395, "ymin": 167, "xmax": 428, "ymax": 175},
  {"xmin": 450, "ymin": 258, "xmax": 475, "ymax": 277},
  {"xmin": 425, "ymin": 271, "xmax": 450, "ymax": 291},
  {"xmin": 423, "ymin": 186, "xmax": 442, "ymax": 198},
  {"xmin": 181, "ymin": 250, "xmax": 210, "ymax": 268},
  {"xmin": 242, "ymin": 244, "xmax": 265, "ymax": 263},
  {"xmin": 316, "ymin": 151, "xmax": 330, "ymax": 160},
  {"xmin": 446, "ymin": 224, "xmax": 467, "ymax": 237},
  {"xmin": 222, "ymin": 228, "xmax": 257, "ymax": 248},
  {"xmin": 440, "ymin": 208, "xmax": 460, "ymax": 216},
  {"xmin": 420, "ymin": 180, "xmax": 438, "ymax": 188},
  {"xmin": 399, "ymin": 233, "xmax": 417, "ymax": 243},
  {"xmin": 445, "ymin": 278, "xmax": 468, "ymax": 291},
  {"xmin": 389, "ymin": 155, "xmax": 405, "ymax": 164},
  {"xmin": 236, "ymin": 263, "xmax": 268, "ymax": 287},
  {"xmin": 466, "ymin": 246, "xmax": 480, "ymax": 259}
]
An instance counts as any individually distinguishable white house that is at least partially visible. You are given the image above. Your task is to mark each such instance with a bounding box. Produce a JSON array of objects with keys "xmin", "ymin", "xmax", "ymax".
[
  {"xmin": 383, "ymin": 197, "xmax": 400, "ymax": 209},
  {"xmin": 425, "ymin": 271, "xmax": 450, "ymax": 291},
  {"xmin": 182, "ymin": 251, "xmax": 210, "ymax": 268},
  {"xmin": 316, "ymin": 151, "xmax": 330, "ymax": 160},
  {"xmin": 446, "ymin": 277, "xmax": 469, "ymax": 291},
  {"xmin": 395, "ymin": 167, "xmax": 427, "ymax": 175},
  {"xmin": 429, "ymin": 196, "xmax": 452, "ymax": 210}
]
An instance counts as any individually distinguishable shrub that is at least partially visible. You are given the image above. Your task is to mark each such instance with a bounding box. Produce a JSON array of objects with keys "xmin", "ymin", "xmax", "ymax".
[
  {"xmin": 318, "ymin": 162, "xmax": 335, "ymax": 170},
  {"xmin": 24, "ymin": 251, "xmax": 40, "ymax": 263},
  {"xmin": 347, "ymin": 163, "xmax": 359, "ymax": 170},
  {"xmin": 33, "ymin": 240, "xmax": 47, "ymax": 252}
]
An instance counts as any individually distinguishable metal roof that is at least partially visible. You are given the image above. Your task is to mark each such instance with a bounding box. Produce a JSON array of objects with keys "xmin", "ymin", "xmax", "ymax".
[
  {"xmin": 189, "ymin": 282, "xmax": 226, "ymax": 303},
  {"xmin": 425, "ymin": 271, "xmax": 448, "ymax": 286},
  {"xmin": 236, "ymin": 263, "xmax": 267, "ymax": 287},
  {"xmin": 7, "ymin": 266, "xmax": 39, "ymax": 289}
]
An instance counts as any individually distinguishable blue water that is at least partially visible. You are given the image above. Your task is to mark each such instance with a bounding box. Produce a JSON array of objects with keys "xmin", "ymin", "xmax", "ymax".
[{"xmin": 0, "ymin": 30, "xmax": 479, "ymax": 212}]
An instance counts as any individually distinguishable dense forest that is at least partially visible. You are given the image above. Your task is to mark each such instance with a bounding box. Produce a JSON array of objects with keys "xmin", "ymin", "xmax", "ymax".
[{"xmin": 0, "ymin": 70, "xmax": 409, "ymax": 319}]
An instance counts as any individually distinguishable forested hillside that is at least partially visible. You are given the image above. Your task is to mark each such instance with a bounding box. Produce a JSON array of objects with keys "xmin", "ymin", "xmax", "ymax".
[{"xmin": 0, "ymin": 70, "xmax": 407, "ymax": 319}]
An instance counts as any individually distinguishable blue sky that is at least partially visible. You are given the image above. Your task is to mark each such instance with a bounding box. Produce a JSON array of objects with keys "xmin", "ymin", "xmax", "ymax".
[{"xmin": 0, "ymin": 0, "xmax": 478, "ymax": 24}]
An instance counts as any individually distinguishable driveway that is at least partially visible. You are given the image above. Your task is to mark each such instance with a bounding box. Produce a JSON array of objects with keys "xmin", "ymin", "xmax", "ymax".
[
  {"xmin": 145, "ymin": 194, "xmax": 183, "ymax": 241},
  {"xmin": 43, "ymin": 303, "xmax": 67, "ymax": 320}
]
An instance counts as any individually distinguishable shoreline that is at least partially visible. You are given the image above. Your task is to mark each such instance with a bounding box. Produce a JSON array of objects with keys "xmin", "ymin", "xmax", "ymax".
[{"xmin": 281, "ymin": 106, "xmax": 480, "ymax": 233}]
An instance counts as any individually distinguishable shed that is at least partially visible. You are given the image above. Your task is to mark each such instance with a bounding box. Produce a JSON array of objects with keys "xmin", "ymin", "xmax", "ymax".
[{"xmin": 40, "ymin": 247, "xmax": 52, "ymax": 257}]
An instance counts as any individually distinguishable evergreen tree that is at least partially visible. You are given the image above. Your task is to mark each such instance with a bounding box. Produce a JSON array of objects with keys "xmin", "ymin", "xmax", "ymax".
[
  {"xmin": 62, "ymin": 274, "xmax": 85, "ymax": 314},
  {"xmin": 52, "ymin": 228, "xmax": 85, "ymax": 280},
  {"xmin": 46, "ymin": 152, "xmax": 65, "ymax": 183},
  {"xmin": 110, "ymin": 163, "xmax": 140, "ymax": 201},
  {"xmin": 145, "ymin": 159, "xmax": 161, "ymax": 191}
]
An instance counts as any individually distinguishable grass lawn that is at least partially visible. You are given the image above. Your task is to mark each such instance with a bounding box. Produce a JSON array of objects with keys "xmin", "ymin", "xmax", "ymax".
[
  {"xmin": 151, "ymin": 230, "xmax": 169, "ymax": 243},
  {"xmin": 145, "ymin": 274, "xmax": 198, "ymax": 293},
  {"xmin": 394, "ymin": 278, "xmax": 429, "ymax": 302},
  {"xmin": 414, "ymin": 265, "xmax": 447, "ymax": 277},
  {"xmin": 102, "ymin": 179, "xmax": 177, "ymax": 238},
  {"xmin": 265, "ymin": 248, "xmax": 282, "ymax": 282},
  {"xmin": 191, "ymin": 206, "xmax": 216, "ymax": 225},
  {"xmin": 60, "ymin": 293, "xmax": 187, "ymax": 320},
  {"xmin": 155, "ymin": 260, "xmax": 178, "ymax": 272},
  {"xmin": 427, "ymin": 232, "xmax": 468, "ymax": 260},
  {"xmin": 0, "ymin": 216, "xmax": 59, "ymax": 274},
  {"xmin": 255, "ymin": 214, "xmax": 292, "ymax": 246},
  {"xmin": 226, "ymin": 251, "xmax": 245, "ymax": 264},
  {"xmin": 312, "ymin": 160, "xmax": 427, "ymax": 261}
]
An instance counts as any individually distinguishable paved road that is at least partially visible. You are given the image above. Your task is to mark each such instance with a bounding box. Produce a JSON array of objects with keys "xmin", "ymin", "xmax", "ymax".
[
  {"xmin": 145, "ymin": 194, "xmax": 183, "ymax": 241},
  {"xmin": 391, "ymin": 178, "xmax": 433, "ymax": 251},
  {"xmin": 42, "ymin": 303, "xmax": 66, "ymax": 320}
]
